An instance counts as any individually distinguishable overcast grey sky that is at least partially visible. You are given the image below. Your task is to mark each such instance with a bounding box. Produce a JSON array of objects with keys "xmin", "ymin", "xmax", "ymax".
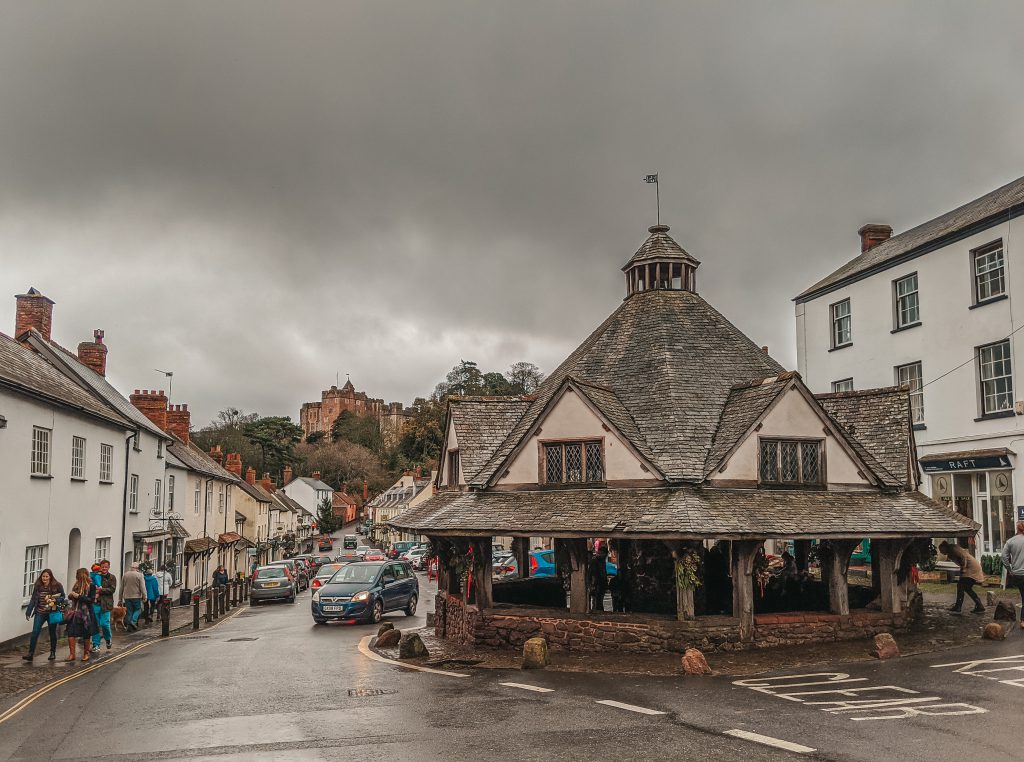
[{"xmin": 2, "ymin": 1, "xmax": 1023, "ymax": 426}]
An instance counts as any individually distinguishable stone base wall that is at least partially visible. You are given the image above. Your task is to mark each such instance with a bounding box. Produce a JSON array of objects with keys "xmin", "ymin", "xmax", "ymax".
[{"xmin": 437, "ymin": 595, "xmax": 913, "ymax": 654}]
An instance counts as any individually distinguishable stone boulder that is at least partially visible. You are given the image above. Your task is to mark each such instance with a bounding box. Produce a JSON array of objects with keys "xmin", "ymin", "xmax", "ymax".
[
  {"xmin": 993, "ymin": 601, "xmax": 1016, "ymax": 621},
  {"xmin": 870, "ymin": 632, "xmax": 900, "ymax": 660},
  {"xmin": 522, "ymin": 637, "xmax": 549, "ymax": 669},
  {"xmin": 398, "ymin": 632, "xmax": 429, "ymax": 659},
  {"xmin": 983, "ymin": 622, "xmax": 1007, "ymax": 641},
  {"xmin": 376, "ymin": 628, "xmax": 401, "ymax": 648},
  {"xmin": 378, "ymin": 622, "xmax": 395, "ymax": 636},
  {"xmin": 681, "ymin": 648, "xmax": 711, "ymax": 675},
  {"xmin": 986, "ymin": 590, "xmax": 997, "ymax": 607}
]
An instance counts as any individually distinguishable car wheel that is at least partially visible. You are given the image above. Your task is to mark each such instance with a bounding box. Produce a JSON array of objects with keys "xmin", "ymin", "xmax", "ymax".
[
  {"xmin": 404, "ymin": 595, "xmax": 417, "ymax": 616},
  {"xmin": 251, "ymin": 599, "xmax": 260, "ymax": 607},
  {"xmin": 289, "ymin": 594, "xmax": 296, "ymax": 604},
  {"xmin": 313, "ymin": 618, "xmax": 327, "ymax": 625},
  {"xmin": 370, "ymin": 599, "xmax": 383, "ymax": 624}
]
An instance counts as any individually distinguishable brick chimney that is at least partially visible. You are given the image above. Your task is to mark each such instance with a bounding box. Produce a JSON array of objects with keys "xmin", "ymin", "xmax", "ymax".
[
  {"xmin": 15, "ymin": 288, "xmax": 55, "ymax": 342},
  {"xmin": 225, "ymin": 452, "xmax": 242, "ymax": 477},
  {"xmin": 77, "ymin": 330, "xmax": 108, "ymax": 376},
  {"xmin": 166, "ymin": 404, "xmax": 191, "ymax": 444},
  {"xmin": 245, "ymin": 467, "xmax": 257, "ymax": 486},
  {"xmin": 283, "ymin": 465, "xmax": 294, "ymax": 485},
  {"xmin": 312, "ymin": 470, "xmax": 321, "ymax": 481},
  {"xmin": 415, "ymin": 466, "xmax": 422, "ymax": 479},
  {"xmin": 209, "ymin": 445, "xmax": 223, "ymax": 466},
  {"xmin": 858, "ymin": 224, "xmax": 893, "ymax": 253},
  {"xmin": 129, "ymin": 389, "xmax": 168, "ymax": 431},
  {"xmin": 260, "ymin": 473, "xmax": 275, "ymax": 493}
]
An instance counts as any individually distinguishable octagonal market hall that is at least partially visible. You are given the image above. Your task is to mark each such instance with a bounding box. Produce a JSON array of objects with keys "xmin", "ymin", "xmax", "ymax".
[{"xmin": 392, "ymin": 224, "xmax": 976, "ymax": 654}]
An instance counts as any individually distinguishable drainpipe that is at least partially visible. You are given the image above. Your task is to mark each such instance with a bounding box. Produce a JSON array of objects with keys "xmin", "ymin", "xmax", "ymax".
[
  {"xmin": 118, "ymin": 430, "xmax": 136, "ymax": 578},
  {"xmin": 202, "ymin": 476, "xmax": 212, "ymax": 594}
]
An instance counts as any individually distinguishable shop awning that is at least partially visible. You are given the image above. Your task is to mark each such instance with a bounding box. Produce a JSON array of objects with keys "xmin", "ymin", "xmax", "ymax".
[
  {"xmin": 919, "ymin": 448, "xmax": 1014, "ymax": 473},
  {"xmin": 184, "ymin": 537, "xmax": 218, "ymax": 555},
  {"xmin": 217, "ymin": 531, "xmax": 243, "ymax": 545}
]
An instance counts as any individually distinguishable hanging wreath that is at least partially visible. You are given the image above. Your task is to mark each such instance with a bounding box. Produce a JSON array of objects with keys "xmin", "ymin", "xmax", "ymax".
[
  {"xmin": 674, "ymin": 549, "xmax": 702, "ymax": 590},
  {"xmin": 753, "ymin": 547, "xmax": 770, "ymax": 597}
]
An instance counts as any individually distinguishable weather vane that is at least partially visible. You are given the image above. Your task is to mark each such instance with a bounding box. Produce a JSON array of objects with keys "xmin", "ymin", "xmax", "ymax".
[{"xmin": 643, "ymin": 173, "xmax": 660, "ymax": 225}]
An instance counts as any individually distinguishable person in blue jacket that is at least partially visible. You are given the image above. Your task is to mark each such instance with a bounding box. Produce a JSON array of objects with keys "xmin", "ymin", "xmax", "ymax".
[{"xmin": 143, "ymin": 568, "xmax": 161, "ymax": 624}]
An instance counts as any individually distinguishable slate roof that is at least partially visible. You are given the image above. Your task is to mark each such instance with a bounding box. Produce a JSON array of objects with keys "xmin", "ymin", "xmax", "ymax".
[
  {"xmin": 0, "ymin": 332, "xmax": 131, "ymax": 427},
  {"xmin": 449, "ymin": 397, "xmax": 530, "ymax": 483},
  {"xmin": 621, "ymin": 224, "xmax": 700, "ymax": 270},
  {"xmin": 473, "ymin": 288, "xmax": 785, "ymax": 485},
  {"xmin": 817, "ymin": 387, "xmax": 913, "ymax": 489},
  {"xmin": 167, "ymin": 437, "xmax": 237, "ymax": 481},
  {"xmin": 292, "ymin": 476, "xmax": 336, "ymax": 492},
  {"xmin": 236, "ymin": 478, "xmax": 273, "ymax": 504},
  {"xmin": 389, "ymin": 486, "xmax": 977, "ymax": 539},
  {"xmin": 797, "ymin": 174, "xmax": 1024, "ymax": 301},
  {"xmin": 703, "ymin": 374, "xmax": 793, "ymax": 478},
  {"xmin": 571, "ymin": 379, "xmax": 658, "ymax": 468}
]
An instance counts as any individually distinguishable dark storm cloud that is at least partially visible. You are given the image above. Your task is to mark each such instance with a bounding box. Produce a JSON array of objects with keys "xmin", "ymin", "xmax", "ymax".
[{"xmin": 2, "ymin": 1, "xmax": 1023, "ymax": 423}]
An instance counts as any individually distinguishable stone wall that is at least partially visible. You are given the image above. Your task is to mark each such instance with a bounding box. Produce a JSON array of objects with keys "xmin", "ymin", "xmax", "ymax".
[{"xmin": 436, "ymin": 595, "xmax": 913, "ymax": 654}]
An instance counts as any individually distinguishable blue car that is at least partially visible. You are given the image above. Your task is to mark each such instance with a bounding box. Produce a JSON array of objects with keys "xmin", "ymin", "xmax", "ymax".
[
  {"xmin": 311, "ymin": 561, "xmax": 418, "ymax": 625},
  {"xmin": 528, "ymin": 550, "xmax": 616, "ymax": 577}
]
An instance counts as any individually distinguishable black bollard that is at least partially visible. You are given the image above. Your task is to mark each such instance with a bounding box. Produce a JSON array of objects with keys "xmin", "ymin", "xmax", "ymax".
[
  {"xmin": 160, "ymin": 598, "xmax": 170, "ymax": 637},
  {"xmin": 231, "ymin": 580, "xmax": 238, "ymax": 607},
  {"xmin": 193, "ymin": 595, "xmax": 201, "ymax": 631},
  {"xmin": 206, "ymin": 592, "xmax": 214, "ymax": 622}
]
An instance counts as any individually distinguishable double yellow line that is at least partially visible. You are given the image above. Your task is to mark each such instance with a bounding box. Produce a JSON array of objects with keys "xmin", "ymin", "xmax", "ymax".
[{"xmin": 0, "ymin": 606, "xmax": 245, "ymax": 726}]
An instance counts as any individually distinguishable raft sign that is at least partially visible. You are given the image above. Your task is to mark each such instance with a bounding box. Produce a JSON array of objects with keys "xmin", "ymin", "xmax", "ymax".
[{"xmin": 920, "ymin": 455, "xmax": 1010, "ymax": 473}]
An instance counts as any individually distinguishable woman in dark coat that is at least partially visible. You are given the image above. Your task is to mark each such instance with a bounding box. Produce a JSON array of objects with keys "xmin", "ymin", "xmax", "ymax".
[
  {"xmin": 65, "ymin": 567, "xmax": 99, "ymax": 662},
  {"xmin": 23, "ymin": 569, "xmax": 65, "ymax": 661}
]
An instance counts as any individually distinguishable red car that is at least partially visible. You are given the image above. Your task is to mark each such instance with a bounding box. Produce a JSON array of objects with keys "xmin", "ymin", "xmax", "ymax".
[{"xmin": 364, "ymin": 550, "xmax": 386, "ymax": 562}]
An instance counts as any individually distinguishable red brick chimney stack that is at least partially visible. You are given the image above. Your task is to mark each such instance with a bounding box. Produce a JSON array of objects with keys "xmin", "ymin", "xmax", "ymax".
[
  {"xmin": 209, "ymin": 445, "xmax": 223, "ymax": 466},
  {"xmin": 77, "ymin": 329, "xmax": 108, "ymax": 376},
  {"xmin": 15, "ymin": 288, "xmax": 55, "ymax": 342},
  {"xmin": 245, "ymin": 467, "xmax": 257, "ymax": 486},
  {"xmin": 312, "ymin": 470, "xmax": 321, "ymax": 481},
  {"xmin": 166, "ymin": 404, "xmax": 191, "ymax": 444},
  {"xmin": 283, "ymin": 465, "xmax": 294, "ymax": 485},
  {"xmin": 260, "ymin": 473, "xmax": 275, "ymax": 493},
  {"xmin": 415, "ymin": 466, "xmax": 422, "ymax": 479},
  {"xmin": 129, "ymin": 389, "xmax": 168, "ymax": 431},
  {"xmin": 858, "ymin": 224, "xmax": 893, "ymax": 253},
  {"xmin": 225, "ymin": 452, "xmax": 242, "ymax": 476}
]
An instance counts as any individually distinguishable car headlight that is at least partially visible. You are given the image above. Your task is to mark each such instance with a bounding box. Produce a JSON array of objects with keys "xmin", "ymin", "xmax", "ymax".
[
  {"xmin": 312, "ymin": 590, "xmax": 321, "ymax": 602},
  {"xmin": 352, "ymin": 591, "xmax": 370, "ymax": 602}
]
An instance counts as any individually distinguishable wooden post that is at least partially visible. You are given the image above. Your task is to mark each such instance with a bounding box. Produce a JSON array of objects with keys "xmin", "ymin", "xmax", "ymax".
[
  {"xmin": 512, "ymin": 537, "xmax": 530, "ymax": 579},
  {"xmin": 566, "ymin": 539, "xmax": 590, "ymax": 614},
  {"xmin": 825, "ymin": 540, "xmax": 859, "ymax": 616},
  {"xmin": 793, "ymin": 540, "xmax": 811, "ymax": 573},
  {"xmin": 731, "ymin": 540, "xmax": 761, "ymax": 642},
  {"xmin": 877, "ymin": 539, "xmax": 912, "ymax": 614},
  {"xmin": 474, "ymin": 539, "xmax": 493, "ymax": 609},
  {"xmin": 665, "ymin": 541, "xmax": 697, "ymax": 621}
]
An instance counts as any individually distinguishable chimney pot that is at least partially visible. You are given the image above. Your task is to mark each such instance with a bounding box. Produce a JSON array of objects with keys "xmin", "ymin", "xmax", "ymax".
[
  {"xmin": 858, "ymin": 223, "xmax": 893, "ymax": 253},
  {"xmin": 129, "ymin": 388, "xmax": 168, "ymax": 432},
  {"xmin": 77, "ymin": 329, "xmax": 109, "ymax": 376},
  {"xmin": 14, "ymin": 288, "xmax": 55, "ymax": 342},
  {"xmin": 165, "ymin": 400, "xmax": 191, "ymax": 444}
]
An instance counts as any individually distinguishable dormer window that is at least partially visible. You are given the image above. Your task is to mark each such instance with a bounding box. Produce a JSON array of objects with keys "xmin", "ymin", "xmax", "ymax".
[
  {"xmin": 446, "ymin": 449, "xmax": 460, "ymax": 487},
  {"xmin": 543, "ymin": 441, "xmax": 604, "ymax": 484},
  {"xmin": 759, "ymin": 439, "xmax": 822, "ymax": 486}
]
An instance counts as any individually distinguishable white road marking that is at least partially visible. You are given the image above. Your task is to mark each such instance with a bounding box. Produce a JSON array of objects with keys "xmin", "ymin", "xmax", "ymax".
[
  {"xmin": 499, "ymin": 682, "xmax": 554, "ymax": 693},
  {"xmin": 724, "ymin": 729, "xmax": 816, "ymax": 754},
  {"xmin": 595, "ymin": 699, "xmax": 666, "ymax": 715},
  {"xmin": 356, "ymin": 636, "xmax": 470, "ymax": 678}
]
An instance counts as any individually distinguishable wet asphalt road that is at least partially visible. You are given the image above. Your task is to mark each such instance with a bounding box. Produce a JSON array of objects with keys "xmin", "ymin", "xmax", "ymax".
[{"xmin": 1, "ymin": 553, "xmax": 1023, "ymax": 760}]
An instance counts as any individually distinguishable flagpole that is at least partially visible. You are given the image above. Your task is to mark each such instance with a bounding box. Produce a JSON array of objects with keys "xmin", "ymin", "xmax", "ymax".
[{"xmin": 656, "ymin": 178, "xmax": 660, "ymax": 226}]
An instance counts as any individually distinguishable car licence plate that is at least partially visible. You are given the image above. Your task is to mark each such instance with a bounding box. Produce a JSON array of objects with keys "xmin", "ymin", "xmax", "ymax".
[
  {"xmin": 323, "ymin": 605, "xmax": 343, "ymax": 612},
  {"xmin": 263, "ymin": 582, "xmax": 280, "ymax": 588}
]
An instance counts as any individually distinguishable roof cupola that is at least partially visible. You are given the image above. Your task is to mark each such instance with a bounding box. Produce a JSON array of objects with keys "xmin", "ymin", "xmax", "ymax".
[{"xmin": 622, "ymin": 224, "xmax": 700, "ymax": 296}]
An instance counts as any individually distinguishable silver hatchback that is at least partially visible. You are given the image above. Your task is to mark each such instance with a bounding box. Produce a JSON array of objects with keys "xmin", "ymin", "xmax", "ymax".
[{"xmin": 250, "ymin": 565, "xmax": 296, "ymax": 605}]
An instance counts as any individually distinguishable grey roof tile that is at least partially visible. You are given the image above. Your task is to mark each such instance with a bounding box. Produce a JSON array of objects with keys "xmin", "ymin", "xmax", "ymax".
[
  {"xmin": 818, "ymin": 387, "xmax": 911, "ymax": 489},
  {"xmin": 449, "ymin": 398, "xmax": 530, "ymax": 483}
]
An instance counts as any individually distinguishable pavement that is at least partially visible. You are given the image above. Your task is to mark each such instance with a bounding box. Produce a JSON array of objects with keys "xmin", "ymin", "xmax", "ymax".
[{"xmin": 2, "ymin": 533, "xmax": 1022, "ymax": 761}]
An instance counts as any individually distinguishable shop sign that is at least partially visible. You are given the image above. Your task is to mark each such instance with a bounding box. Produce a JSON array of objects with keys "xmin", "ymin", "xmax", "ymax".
[
  {"xmin": 921, "ymin": 455, "xmax": 1011, "ymax": 473},
  {"xmin": 1017, "ymin": 506, "xmax": 1024, "ymax": 521}
]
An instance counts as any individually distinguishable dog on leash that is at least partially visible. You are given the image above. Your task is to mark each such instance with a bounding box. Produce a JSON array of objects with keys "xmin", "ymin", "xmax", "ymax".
[{"xmin": 110, "ymin": 605, "xmax": 128, "ymax": 632}]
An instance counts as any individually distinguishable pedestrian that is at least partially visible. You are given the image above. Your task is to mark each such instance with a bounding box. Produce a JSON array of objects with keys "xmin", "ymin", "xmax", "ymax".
[
  {"xmin": 587, "ymin": 545, "xmax": 609, "ymax": 612},
  {"xmin": 66, "ymin": 568, "xmax": 99, "ymax": 662},
  {"xmin": 154, "ymin": 564, "xmax": 173, "ymax": 620},
  {"xmin": 22, "ymin": 569, "xmax": 65, "ymax": 662},
  {"xmin": 91, "ymin": 560, "xmax": 117, "ymax": 651},
  {"xmin": 121, "ymin": 563, "xmax": 146, "ymax": 631},
  {"xmin": 1001, "ymin": 521, "xmax": 1024, "ymax": 628},
  {"xmin": 143, "ymin": 567, "xmax": 160, "ymax": 624},
  {"xmin": 939, "ymin": 541, "xmax": 986, "ymax": 614},
  {"xmin": 212, "ymin": 565, "xmax": 229, "ymax": 588}
]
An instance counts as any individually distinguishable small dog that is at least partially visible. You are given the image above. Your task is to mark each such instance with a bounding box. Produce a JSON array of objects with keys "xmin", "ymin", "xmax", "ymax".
[{"xmin": 110, "ymin": 605, "xmax": 128, "ymax": 632}]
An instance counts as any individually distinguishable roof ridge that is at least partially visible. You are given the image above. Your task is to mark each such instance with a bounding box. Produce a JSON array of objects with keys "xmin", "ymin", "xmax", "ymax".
[
  {"xmin": 814, "ymin": 385, "xmax": 906, "ymax": 400},
  {"xmin": 729, "ymin": 370, "xmax": 799, "ymax": 391}
]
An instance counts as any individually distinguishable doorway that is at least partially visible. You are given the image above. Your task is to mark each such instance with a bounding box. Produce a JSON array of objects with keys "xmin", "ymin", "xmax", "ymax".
[{"xmin": 67, "ymin": 528, "xmax": 82, "ymax": 586}]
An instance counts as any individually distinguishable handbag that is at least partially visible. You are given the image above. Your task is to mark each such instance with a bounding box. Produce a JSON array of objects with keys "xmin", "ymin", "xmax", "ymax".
[{"xmin": 48, "ymin": 610, "xmax": 64, "ymax": 625}]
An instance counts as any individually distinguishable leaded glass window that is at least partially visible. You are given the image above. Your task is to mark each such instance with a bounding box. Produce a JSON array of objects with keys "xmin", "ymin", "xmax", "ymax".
[
  {"xmin": 543, "ymin": 441, "xmax": 604, "ymax": 484},
  {"xmin": 759, "ymin": 439, "xmax": 822, "ymax": 486}
]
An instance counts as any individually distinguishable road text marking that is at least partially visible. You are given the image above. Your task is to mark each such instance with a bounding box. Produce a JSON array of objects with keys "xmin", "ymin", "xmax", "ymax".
[
  {"xmin": 595, "ymin": 699, "xmax": 666, "ymax": 715},
  {"xmin": 724, "ymin": 729, "xmax": 816, "ymax": 754},
  {"xmin": 500, "ymin": 682, "xmax": 554, "ymax": 693}
]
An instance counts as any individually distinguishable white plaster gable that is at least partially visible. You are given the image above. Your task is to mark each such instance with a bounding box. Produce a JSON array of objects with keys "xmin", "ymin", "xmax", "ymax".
[
  {"xmin": 713, "ymin": 385, "xmax": 872, "ymax": 487},
  {"xmin": 498, "ymin": 387, "xmax": 652, "ymax": 485},
  {"xmin": 438, "ymin": 415, "xmax": 463, "ymax": 487}
]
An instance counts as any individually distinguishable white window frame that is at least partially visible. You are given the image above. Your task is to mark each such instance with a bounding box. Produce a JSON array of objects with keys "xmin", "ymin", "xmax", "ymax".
[
  {"xmin": 129, "ymin": 474, "xmax": 139, "ymax": 513},
  {"xmin": 94, "ymin": 537, "xmax": 111, "ymax": 564},
  {"xmin": 168, "ymin": 474, "xmax": 175, "ymax": 512},
  {"xmin": 31, "ymin": 426, "xmax": 51, "ymax": 476},
  {"xmin": 71, "ymin": 435, "xmax": 87, "ymax": 479},
  {"xmin": 895, "ymin": 361, "xmax": 925, "ymax": 424},
  {"xmin": 830, "ymin": 298, "xmax": 852, "ymax": 348},
  {"xmin": 194, "ymin": 480, "xmax": 201, "ymax": 514},
  {"xmin": 99, "ymin": 443, "xmax": 114, "ymax": 482},
  {"xmin": 206, "ymin": 482, "xmax": 213, "ymax": 514},
  {"xmin": 893, "ymin": 272, "xmax": 920, "ymax": 329},
  {"xmin": 831, "ymin": 378, "xmax": 854, "ymax": 393},
  {"xmin": 157, "ymin": 440, "xmax": 164, "ymax": 459},
  {"xmin": 973, "ymin": 241, "xmax": 1005, "ymax": 304},
  {"xmin": 979, "ymin": 339, "xmax": 1014, "ymax": 415},
  {"xmin": 154, "ymin": 478, "xmax": 162, "ymax": 514},
  {"xmin": 218, "ymin": 484, "xmax": 225, "ymax": 514},
  {"xmin": 23, "ymin": 545, "xmax": 47, "ymax": 599}
]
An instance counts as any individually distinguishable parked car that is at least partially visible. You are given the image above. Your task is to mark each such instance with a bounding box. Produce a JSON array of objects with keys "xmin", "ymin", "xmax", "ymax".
[
  {"xmin": 388, "ymin": 541, "xmax": 418, "ymax": 559},
  {"xmin": 364, "ymin": 550, "xmax": 386, "ymax": 562},
  {"xmin": 265, "ymin": 559, "xmax": 309, "ymax": 590},
  {"xmin": 529, "ymin": 550, "xmax": 556, "ymax": 577},
  {"xmin": 343, "ymin": 535, "xmax": 359, "ymax": 550},
  {"xmin": 311, "ymin": 563, "xmax": 347, "ymax": 589},
  {"xmin": 335, "ymin": 549, "xmax": 360, "ymax": 563},
  {"xmin": 356, "ymin": 545, "xmax": 372, "ymax": 560},
  {"xmin": 404, "ymin": 547, "xmax": 430, "ymax": 570},
  {"xmin": 318, "ymin": 536, "xmax": 334, "ymax": 551},
  {"xmin": 310, "ymin": 561, "xmax": 419, "ymax": 624},
  {"xmin": 251, "ymin": 565, "xmax": 297, "ymax": 605}
]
